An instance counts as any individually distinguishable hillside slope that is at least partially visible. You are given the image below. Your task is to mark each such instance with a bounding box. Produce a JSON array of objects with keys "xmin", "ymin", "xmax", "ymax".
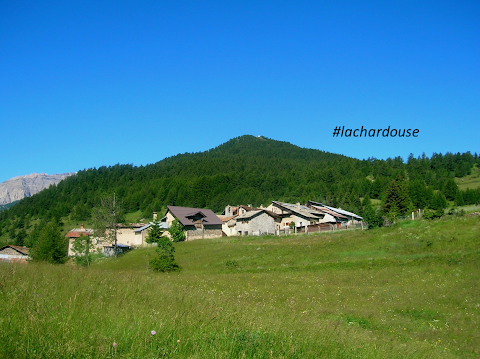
[
  {"xmin": 0, "ymin": 135, "xmax": 478, "ymax": 239},
  {"xmin": 1, "ymin": 216, "xmax": 478, "ymax": 357}
]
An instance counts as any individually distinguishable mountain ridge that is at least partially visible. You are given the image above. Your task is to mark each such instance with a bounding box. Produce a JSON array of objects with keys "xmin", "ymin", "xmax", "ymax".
[{"xmin": 0, "ymin": 172, "xmax": 75, "ymax": 205}]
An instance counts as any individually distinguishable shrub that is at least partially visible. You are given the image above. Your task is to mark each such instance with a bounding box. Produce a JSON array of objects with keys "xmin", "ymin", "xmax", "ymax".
[
  {"xmin": 149, "ymin": 255, "xmax": 180, "ymax": 272},
  {"xmin": 168, "ymin": 219, "xmax": 185, "ymax": 242},
  {"xmin": 149, "ymin": 237, "xmax": 180, "ymax": 272}
]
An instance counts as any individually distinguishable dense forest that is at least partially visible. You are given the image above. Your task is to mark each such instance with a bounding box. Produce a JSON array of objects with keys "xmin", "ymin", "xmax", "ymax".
[{"xmin": 1, "ymin": 135, "xmax": 479, "ymax": 245}]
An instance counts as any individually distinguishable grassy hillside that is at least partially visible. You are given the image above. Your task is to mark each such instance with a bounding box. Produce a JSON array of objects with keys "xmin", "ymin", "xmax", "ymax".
[
  {"xmin": 1, "ymin": 215, "xmax": 479, "ymax": 358},
  {"xmin": 456, "ymin": 165, "xmax": 480, "ymax": 190}
]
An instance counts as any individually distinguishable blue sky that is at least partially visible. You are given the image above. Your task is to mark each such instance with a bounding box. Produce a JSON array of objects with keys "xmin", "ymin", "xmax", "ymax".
[{"xmin": 1, "ymin": 0, "xmax": 479, "ymax": 183}]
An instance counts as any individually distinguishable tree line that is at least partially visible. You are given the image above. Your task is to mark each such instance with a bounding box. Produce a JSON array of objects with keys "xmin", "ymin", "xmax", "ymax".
[{"xmin": 1, "ymin": 135, "xmax": 479, "ymax": 246}]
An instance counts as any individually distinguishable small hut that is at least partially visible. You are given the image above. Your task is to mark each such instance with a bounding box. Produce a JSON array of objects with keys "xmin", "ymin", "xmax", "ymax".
[{"xmin": 0, "ymin": 245, "xmax": 30, "ymax": 263}]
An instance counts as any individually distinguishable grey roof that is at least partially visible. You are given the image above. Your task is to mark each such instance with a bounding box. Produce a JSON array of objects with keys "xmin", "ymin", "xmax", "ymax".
[
  {"xmin": 0, "ymin": 245, "xmax": 30, "ymax": 256},
  {"xmin": 271, "ymin": 201, "xmax": 325, "ymax": 219},
  {"xmin": 134, "ymin": 222, "xmax": 170, "ymax": 232},
  {"xmin": 236, "ymin": 209, "xmax": 281, "ymax": 221},
  {"xmin": 307, "ymin": 201, "xmax": 363, "ymax": 220},
  {"xmin": 166, "ymin": 206, "xmax": 223, "ymax": 226}
]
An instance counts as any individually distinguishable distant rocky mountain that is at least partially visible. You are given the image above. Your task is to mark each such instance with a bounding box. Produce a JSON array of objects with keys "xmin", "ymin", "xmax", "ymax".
[{"xmin": 0, "ymin": 173, "xmax": 75, "ymax": 205}]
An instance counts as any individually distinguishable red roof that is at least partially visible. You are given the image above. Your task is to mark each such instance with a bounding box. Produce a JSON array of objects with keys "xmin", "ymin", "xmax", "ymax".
[{"xmin": 65, "ymin": 228, "xmax": 94, "ymax": 238}]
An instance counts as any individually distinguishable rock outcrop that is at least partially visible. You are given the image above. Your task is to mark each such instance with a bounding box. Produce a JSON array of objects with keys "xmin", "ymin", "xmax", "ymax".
[{"xmin": 0, "ymin": 173, "xmax": 75, "ymax": 205}]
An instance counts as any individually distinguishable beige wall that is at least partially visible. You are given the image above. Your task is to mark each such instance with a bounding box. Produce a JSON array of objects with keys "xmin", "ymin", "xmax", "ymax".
[
  {"xmin": 165, "ymin": 212, "xmax": 177, "ymax": 226},
  {"xmin": 116, "ymin": 228, "xmax": 145, "ymax": 246}
]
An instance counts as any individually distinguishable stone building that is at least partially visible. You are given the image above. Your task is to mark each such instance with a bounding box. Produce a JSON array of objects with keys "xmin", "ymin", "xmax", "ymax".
[
  {"xmin": 235, "ymin": 209, "xmax": 282, "ymax": 236},
  {"xmin": 0, "ymin": 245, "xmax": 30, "ymax": 263},
  {"xmin": 162, "ymin": 206, "xmax": 223, "ymax": 241}
]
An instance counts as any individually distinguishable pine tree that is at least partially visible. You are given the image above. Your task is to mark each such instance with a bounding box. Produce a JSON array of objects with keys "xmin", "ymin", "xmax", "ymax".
[
  {"xmin": 442, "ymin": 178, "xmax": 458, "ymax": 201},
  {"xmin": 30, "ymin": 221, "xmax": 68, "ymax": 264},
  {"xmin": 430, "ymin": 191, "xmax": 447, "ymax": 210},
  {"xmin": 168, "ymin": 219, "xmax": 186, "ymax": 242},
  {"xmin": 454, "ymin": 189, "xmax": 465, "ymax": 206},
  {"xmin": 149, "ymin": 236, "xmax": 180, "ymax": 272},
  {"xmin": 145, "ymin": 221, "xmax": 164, "ymax": 243},
  {"xmin": 383, "ymin": 177, "xmax": 413, "ymax": 219}
]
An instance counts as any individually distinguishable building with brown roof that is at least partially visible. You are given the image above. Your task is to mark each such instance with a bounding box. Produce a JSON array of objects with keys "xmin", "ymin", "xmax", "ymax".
[{"xmin": 162, "ymin": 206, "xmax": 223, "ymax": 241}]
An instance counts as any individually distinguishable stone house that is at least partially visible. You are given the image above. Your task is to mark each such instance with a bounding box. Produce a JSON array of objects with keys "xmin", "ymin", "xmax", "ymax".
[
  {"xmin": 162, "ymin": 206, "xmax": 223, "ymax": 241},
  {"xmin": 305, "ymin": 201, "xmax": 363, "ymax": 227},
  {"xmin": 235, "ymin": 209, "xmax": 282, "ymax": 236},
  {"xmin": 266, "ymin": 201, "xmax": 325, "ymax": 231},
  {"xmin": 217, "ymin": 214, "xmax": 238, "ymax": 236},
  {"xmin": 0, "ymin": 245, "xmax": 30, "ymax": 263}
]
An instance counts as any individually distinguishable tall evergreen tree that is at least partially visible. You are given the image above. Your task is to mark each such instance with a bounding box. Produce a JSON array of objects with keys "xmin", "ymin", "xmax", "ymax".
[
  {"xmin": 442, "ymin": 178, "xmax": 458, "ymax": 201},
  {"xmin": 30, "ymin": 221, "xmax": 68, "ymax": 264},
  {"xmin": 454, "ymin": 189, "xmax": 465, "ymax": 206},
  {"xmin": 145, "ymin": 221, "xmax": 165, "ymax": 243},
  {"xmin": 383, "ymin": 177, "xmax": 413, "ymax": 220}
]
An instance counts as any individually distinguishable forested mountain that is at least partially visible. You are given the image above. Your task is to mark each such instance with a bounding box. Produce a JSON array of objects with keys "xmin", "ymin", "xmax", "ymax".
[{"xmin": 1, "ymin": 135, "xmax": 479, "ymax": 243}]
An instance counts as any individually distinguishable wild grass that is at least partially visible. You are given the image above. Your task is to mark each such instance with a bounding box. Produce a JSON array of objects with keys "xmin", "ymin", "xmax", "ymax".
[
  {"xmin": 456, "ymin": 165, "xmax": 480, "ymax": 190},
  {"xmin": 1, "ymin": 216, "xmax": 479, "ymax": 358}
]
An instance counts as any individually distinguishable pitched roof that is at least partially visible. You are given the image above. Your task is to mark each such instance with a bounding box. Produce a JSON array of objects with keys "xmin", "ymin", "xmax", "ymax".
[
  {"xmin": 65, "ymin": 228, "xmax": 94, "ymax": 238},
  {"xmin": 306, "ymin": 201, "xmax": 363, "ymax": 220},
  {"xmin": 236, "ymin": 209, "xmax": 281, "ymax": 220},
  {"xmin": 0, "ymin": 245, "xmax": 29, "ymax": 256},
  {"xmin": 271, "ymin": 201, "xmax": 325, "ymax": 219},
  {"xmin": 134, "ymin": 222, "xmax": 170, "ymax": 232},
  {"xmin": 217, "ymin": 215, "xmax": 238, "ymax": 222},
  {"xmin": 310, "ymin": 206, "xmax": 348, "ymax": 219},
  {"xmin": 166, "ymin": 206, "xmax": 223, "ymax": 226}
]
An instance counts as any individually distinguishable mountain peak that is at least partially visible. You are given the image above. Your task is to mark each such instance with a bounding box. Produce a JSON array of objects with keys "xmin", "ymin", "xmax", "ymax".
[{"xmin": 0, "ymin": 172, "xmax": 75, "ymax": 205}]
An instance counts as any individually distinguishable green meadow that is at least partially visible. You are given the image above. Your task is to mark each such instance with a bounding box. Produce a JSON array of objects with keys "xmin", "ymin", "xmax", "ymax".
[
  {"xmin": 456, "ymin": 165, "xmax": 480, "ymax": 191},
  {"xmin": 1, "ymin": 215, "xmax": 479, "ymax": 358}
]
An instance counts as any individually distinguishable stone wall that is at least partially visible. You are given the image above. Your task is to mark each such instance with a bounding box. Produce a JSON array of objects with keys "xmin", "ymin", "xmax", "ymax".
[{"xmin": 185, "ymin": 228, "xmax": 223, "ymax": 241}]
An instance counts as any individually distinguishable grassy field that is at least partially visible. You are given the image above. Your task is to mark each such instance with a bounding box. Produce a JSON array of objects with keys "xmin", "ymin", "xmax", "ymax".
[
  {"xmin": 456, "ymin": 165, "xmax": 480, "ymax": 190},
  {"xmin": 1, "ymin": 215, "xmax": 479, "ymax": 358}
]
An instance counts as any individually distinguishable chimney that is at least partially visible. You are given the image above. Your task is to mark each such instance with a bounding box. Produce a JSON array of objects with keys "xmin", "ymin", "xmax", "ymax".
[
  {"xmin": 80, "ymin": 224, "xmax": 85, "ymax": 231},
  {"xmin": 153, "ymin": 212, "xmax": 158, "ymax": 221},
  {"xmin": 260, "ymin": 204, "xmax": 264, "ymax": 209},
  {"xmin": 296, "ymin": 202, "xmax": 300, "ymax": 209},
  {"xmin": 248, "ymin": 204, "xmax": 252, "ymax": 208}
]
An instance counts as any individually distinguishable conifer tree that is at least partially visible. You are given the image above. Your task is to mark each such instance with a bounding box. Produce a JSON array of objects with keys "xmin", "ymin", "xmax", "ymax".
[
  {"xmin": 30, "ymin": 220, "xmax": 68, "ymax": 264},
  {"xmin": 145, "ymin": 221, "xmax": 164, "ymax": 243},
  {"xmin": 455, "ymin": 189, "xmax": 465, "ymax": 206},
  {"xmin": 383, "ymin": 177, "xmax": 413, "ymax": 219},
  {"xmin": 149, "ymin": 236, "xmax": 180, "ymax": 272},
  {"xmin": 442, "ymin": 178, "xmax": 458, "ymax": 201}
]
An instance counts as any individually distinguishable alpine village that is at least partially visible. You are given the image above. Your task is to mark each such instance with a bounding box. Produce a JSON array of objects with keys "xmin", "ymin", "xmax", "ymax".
[{"xmin": 1, "ymin": 135, "xmax": 479, "ymax": 357}]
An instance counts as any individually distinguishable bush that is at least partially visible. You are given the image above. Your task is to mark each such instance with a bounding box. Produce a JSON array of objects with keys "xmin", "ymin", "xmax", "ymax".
[
  {"xmin": 149, "ymin": 237, "xmax": 180, "ymax": 272},
  {"xmin": 149, "ymin": 255, "xmax": 180, "ymax": 272},
  {"xmin": 168, "ymin": 219, "xmax": 185, "ymax": 242},
  {"xmin": 423, "ymin": 208, "xmax": 444, "ymax": 220}
]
